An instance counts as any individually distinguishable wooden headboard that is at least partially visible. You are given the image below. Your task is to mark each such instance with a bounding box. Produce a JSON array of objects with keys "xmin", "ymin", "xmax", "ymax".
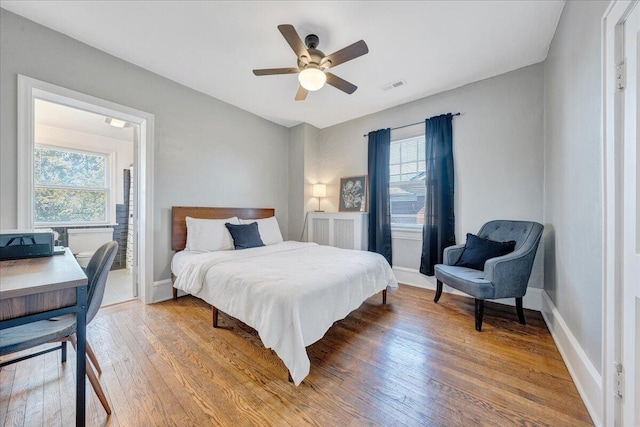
[{"xmin": 171, "ymin": 206, "xmax": 275, "ymax": 251}]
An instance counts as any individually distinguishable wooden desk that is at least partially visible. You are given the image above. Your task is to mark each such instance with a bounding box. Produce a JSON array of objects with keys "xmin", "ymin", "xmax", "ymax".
[{"xmin": 0, "ymin": 249, "xmax": 88, "ymax": 427}]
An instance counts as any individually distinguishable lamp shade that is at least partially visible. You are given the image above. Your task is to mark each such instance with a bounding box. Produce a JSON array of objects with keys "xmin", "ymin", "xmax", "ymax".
[
  {"xmin": 312, "ymin": 183, "xmax": 327, "ymax": 198},
  {"xmin": 298, "ymin": 68, "xmax": 327, "ymax": 91}
]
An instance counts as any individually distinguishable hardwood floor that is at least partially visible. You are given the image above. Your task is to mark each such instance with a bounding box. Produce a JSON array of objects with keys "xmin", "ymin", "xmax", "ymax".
[{"xmin": 0, "ymin": 284, "xmax": 593, "ymax": 426}]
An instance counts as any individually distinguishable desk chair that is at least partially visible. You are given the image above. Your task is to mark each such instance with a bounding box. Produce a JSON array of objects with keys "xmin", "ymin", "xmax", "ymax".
[{"xmin": 0, "ymin": 241, "xmax": 118, "ymax": 414}]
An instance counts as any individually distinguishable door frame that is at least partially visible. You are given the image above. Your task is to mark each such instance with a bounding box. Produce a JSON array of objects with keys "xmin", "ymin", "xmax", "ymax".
[
  {"xmin": 16, "ymin": 75, "xmax": 155, "ymax": 304},
  {"xmin": 602, "ymin": 1, "xmax": 638, "ymax": 425}
]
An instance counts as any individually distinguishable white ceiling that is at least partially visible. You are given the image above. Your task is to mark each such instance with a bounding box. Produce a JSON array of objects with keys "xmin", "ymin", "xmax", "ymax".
[
  {"xmin": 2, "ymin": 1, "xmax": 564, "ymax": 129},
  {"xmin": 35, "ymin": 100, "xmax": 135, "ymax": 141}
]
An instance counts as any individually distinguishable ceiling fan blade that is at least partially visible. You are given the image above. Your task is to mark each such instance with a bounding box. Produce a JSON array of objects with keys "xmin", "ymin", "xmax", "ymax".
[
  {"xmin": 325, "ymin": 73, "xmax": 357, "ymax": 94},
  {"xmin": 295, "ymin": 86, "xmax": 308, "ymax": 101},
  {"xmin": 253, "ymin": 67, "xmax": 299, "ymax": 76},
  {"xmin": 322, "ymin": 40, "xmax": 369, "ymax": 68},
  {"xmin": 278, "ymin": 24, "xmax": 310, "ymax": 60}
]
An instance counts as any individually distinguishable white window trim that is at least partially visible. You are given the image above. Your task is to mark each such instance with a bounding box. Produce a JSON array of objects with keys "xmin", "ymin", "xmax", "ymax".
[{"xmin": 33, "ymin": 144, "xmax": 117, "ymax": 227}]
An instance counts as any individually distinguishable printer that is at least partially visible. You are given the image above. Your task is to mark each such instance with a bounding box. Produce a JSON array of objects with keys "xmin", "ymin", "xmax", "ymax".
[{"xmin": 0, "ymin": 229, "xmax": 55, "ymax": 261}]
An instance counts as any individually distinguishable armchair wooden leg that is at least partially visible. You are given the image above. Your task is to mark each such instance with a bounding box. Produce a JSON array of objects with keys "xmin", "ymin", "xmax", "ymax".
[
  {"xmin": 66, "ymin": 335, "xmax": 101, "ymax": 374},
  {"xmin": 86, "ymin": 341, "xmax": 102, "ymax": 375},
  {"xmin": 515, "ymin": 297, "xmax": 526, "ymax": 325},
  {"xmin": 69, "ymin": 334, "xmax": 112, "ymax": 414},
  {"xmin": 212, "ymin": 306, "xmax": 219, "ymax": 328},
  {"xmin": 434, "ymin": 280, "xmax": 443, "ymax": 303},
  {"xmin": 475, "ymin": 299, "xmax": 484, "ymax": 332},
  {"xmin": 86, "ymin": 358, "xmax": 112, "ymax": 414},
  {"xmin": 382, "ymin": 289, "xmax": 387, "ymax": 304}
]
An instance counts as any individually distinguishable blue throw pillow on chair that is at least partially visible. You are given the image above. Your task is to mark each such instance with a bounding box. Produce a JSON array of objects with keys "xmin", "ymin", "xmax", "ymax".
[
  {"xmin": 455, "ymin": 233, "xmax": 516, "ymax": 271},
  {"xmin": 225, "ymin": 222, "xmax": 265, "ymax": 250}
]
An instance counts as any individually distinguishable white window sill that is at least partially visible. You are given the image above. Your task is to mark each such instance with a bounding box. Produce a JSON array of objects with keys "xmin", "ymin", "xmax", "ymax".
[
  {"xmin": 391, "ymin": 224, "xmax": 422, "ymax": 230},
  {"xmin": 35, "ymin": 223, "xmax": 119, "ymax": 229}
]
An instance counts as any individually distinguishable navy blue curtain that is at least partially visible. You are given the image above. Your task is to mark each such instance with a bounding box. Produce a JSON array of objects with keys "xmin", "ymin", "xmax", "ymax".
[
  {"xmin": 420, "ymin": 114, "xmax": 455, "ymax": 276},
  {"xmin": 367, "ymin": 128, "xmax": 392, "ymax": 266}
]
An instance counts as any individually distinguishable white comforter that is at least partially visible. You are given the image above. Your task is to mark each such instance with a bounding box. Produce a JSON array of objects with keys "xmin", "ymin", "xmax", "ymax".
[{"xmin": 173, "ymin": 241, "xmax": 398, "ymax": 385}]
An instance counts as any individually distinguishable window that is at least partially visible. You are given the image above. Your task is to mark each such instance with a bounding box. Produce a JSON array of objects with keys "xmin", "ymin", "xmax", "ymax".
[
  {"xmin": 389, "ymin": 135, "xmax": 426, "ymax": 226},
  {"xmin": 34, "ymin": 145, "xmax": 112, "ymax": 225}
]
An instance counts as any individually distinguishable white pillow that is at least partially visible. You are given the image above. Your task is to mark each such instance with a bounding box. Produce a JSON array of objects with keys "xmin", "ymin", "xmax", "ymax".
[
  {"xmin": 240, "ymin": 216, "xmax": 283, "ymax": 246},
  {"xmin": 185, "ymin": 216, "xmax": 239, "ymax": 252}
]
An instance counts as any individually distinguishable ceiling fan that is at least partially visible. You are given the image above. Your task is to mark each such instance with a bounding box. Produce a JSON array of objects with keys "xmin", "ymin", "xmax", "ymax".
[{"xmin": 253, "ymin": 24, "xmax": 369, "ymax": 101}]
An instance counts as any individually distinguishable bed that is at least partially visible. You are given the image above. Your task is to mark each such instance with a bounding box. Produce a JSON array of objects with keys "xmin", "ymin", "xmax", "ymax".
[{"xmin": 170, "ymin": 206, "xmax": 398, "ymax": 385}]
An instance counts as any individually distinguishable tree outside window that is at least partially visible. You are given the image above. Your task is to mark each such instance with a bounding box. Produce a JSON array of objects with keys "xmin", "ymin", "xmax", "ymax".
[{"xmin": 34, "ymin": 146, "xmax": 110, "ymax": 225}]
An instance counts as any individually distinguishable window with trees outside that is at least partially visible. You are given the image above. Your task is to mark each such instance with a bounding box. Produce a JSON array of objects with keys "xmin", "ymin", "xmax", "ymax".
[
  {"xmin": 34, "ymin": 145, "xmax": 111, "ymax": 225},
  {"xmin": 389, "ymin": 135, "xmax": 426, "ymax": 226}
]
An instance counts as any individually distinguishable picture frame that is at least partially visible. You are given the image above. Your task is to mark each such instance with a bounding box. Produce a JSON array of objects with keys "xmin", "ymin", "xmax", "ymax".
[{"xmin": 339, "ymin": 175, "xmax": 367, "ymax": 212}]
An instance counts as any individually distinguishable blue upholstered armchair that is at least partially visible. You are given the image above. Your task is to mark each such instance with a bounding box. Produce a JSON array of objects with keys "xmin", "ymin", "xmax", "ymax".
[{"xmin": 434, "ymin": 220, "xmax": 544, "ymax": 331}]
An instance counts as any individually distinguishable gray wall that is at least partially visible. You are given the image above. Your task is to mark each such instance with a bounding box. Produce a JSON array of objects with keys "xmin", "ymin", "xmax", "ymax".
[
  {"xmin": 288, "ymin": 124, "xmax": 305, "ymax": 241},
  {"xmin": 543, "ymin": 0, "xmax": 609, "ymax": 373},
  {"xmin": 0, "ymin": 9, "xmax": 290, "ymax": 282},
  {"xmin": 312, "ymin": 64, "xmax": 546, "ymax": 287},
  {"xmin": 288, "ymin": 122, "xmax": 323, "ymax": 242}
]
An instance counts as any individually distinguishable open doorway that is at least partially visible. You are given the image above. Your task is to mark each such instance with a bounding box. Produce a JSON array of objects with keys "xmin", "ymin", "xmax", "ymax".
[
  {"xmin": 33, "ymin": 99, "xmax": 137, "ymax": 305},
  {"xmin": 17, "ymin": 75, "xmax": 154, "ymax": 304}
]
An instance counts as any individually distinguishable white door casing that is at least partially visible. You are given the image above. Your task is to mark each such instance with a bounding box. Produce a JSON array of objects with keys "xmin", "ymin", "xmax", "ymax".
[
  {"xmin": 603, "ymin": 1, "xmax": 639, "ymax": 426},
  {"xmin": 622, "ymin": 4, "xmax": 640, "ymax": 425}
]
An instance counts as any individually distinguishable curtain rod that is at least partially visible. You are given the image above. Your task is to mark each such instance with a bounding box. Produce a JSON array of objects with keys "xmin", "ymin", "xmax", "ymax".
[{"xmin": 362, "ymin": 112, "xmax": 460, "ymax": 137}]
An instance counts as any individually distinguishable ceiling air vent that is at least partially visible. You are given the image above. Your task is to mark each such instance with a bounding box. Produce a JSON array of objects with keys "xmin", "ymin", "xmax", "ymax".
[{"xmin": 382, "ymin": 80, "xmax": 407, "ymax": 91}]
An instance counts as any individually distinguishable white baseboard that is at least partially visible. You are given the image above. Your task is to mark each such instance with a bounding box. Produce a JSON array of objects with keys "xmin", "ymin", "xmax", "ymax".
[
  {"xmin": 540, "ymin": 292, "xmax": 602, "ymax": 426},
  {"xmin": 392, "ymin": 266, "xmax": 544, "ymax": 311},
  {"xmin": 152, "ymin": 278, "xmax": 174, "ymax": 303}
]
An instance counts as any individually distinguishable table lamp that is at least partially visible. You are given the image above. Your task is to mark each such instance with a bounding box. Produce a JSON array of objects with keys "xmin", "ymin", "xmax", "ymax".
[{"xmin": 313, "ymin": 184, "xmax": 326, "ymax": 212}]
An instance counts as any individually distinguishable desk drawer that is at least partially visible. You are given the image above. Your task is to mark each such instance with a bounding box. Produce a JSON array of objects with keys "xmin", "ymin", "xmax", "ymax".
[{"xmin": 0, "ymin": 288, "xmax": 76, "ymax": 321}]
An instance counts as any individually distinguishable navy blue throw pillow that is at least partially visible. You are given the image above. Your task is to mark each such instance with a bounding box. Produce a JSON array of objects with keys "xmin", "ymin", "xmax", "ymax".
[
  {"xmin": 455, "ymin": 233, "xmax": 516, "ymax": 271},
  {"xmin": 225, "ymin": 222, "xmax": 265, "ymax": 250}
]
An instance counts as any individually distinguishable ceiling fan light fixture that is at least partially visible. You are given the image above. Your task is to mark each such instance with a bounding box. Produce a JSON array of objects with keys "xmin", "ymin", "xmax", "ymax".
[
  {"xmin": 298, "ymin": 67, "xmax": 326, "ymax": 91},
  {"xmin": 253, "ymin": 25, "xmax": 368, "ymax": 100}
]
